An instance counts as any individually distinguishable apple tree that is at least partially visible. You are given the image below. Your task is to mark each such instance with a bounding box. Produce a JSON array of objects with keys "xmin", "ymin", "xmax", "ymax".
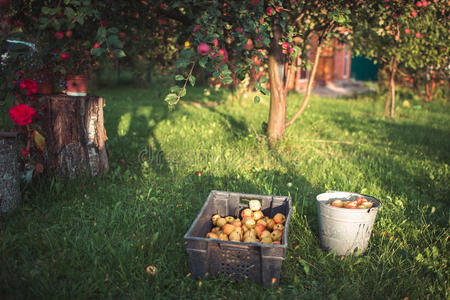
[
  {"xmin": 154, "ymin": 0, "xmax": 354, "ymax": 145},
  {"xmin": 350, "ymin": 0, "xmax": 448, "ymax": 117}
]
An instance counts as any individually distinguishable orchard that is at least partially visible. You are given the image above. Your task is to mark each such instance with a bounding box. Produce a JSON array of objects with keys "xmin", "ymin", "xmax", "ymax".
[{"xmin": 0, "ymin": 1, "xmax": 448, "ymax": 299}]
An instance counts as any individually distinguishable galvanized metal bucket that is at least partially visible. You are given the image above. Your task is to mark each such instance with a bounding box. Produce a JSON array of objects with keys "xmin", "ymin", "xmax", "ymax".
[{"xmin": 316, "ymin": 191, "xmax": 381, "ymax": 256}]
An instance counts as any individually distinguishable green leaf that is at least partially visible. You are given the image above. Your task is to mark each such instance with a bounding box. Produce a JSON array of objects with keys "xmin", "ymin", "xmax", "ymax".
[
  {"xmin": 199, "ymin": 57, "xmax": 207, "ymax": 68},
  {"xmin": 178, "ymin": 88, "xmax": 186, "ymax": 97},
  {"xmin": 188, "ymin": 75, "xmax": 196, "ymax": 87},
  {"xmin": 90, "ymin": 47, "xmax": 105, "ymax": 56},
  {"xmin": 150, "ymin": 232, "xmax": 160, "ymax": 245},
  {"xmin": 260, "ymin": 76, "xmax": 267, "ymax": 83},
  {"xmin": 64, "ymin": 7, "xmax": 75, "ymax": 19},
  {"xmin": 164, "ymin": 93, "xmax": 178, "ymax": 103},
  {"xmin": 222, "ymin": 76, "xmax": 233, "ymax": 85},
  {"xmin": 170, "ymin": 86, "xmax": 181, "ymax": 93},
  {"xmin": 112, "ymin": 49, "xmax": 126, "ymax": 58},
  {"xmin": 97, "ymin": 26, "xmax": 107, "ymax": 41},
  {"xmin": 175, "ymin": 75, "xmax": 185, "ymax": 81},
  {"xmin": 107, "ymin": 27, "xmax": 119, "ymax": 34},
  {"xmin": 107, "ymin": 35, "xmax": 123, "ymax": 48},
  {"xmin": 175, "ymin": 58, "xmax": 190, "ymax": 69},
  {"xmin": 254, "ymin": 95, "xmax": 261, "ymax": 104}
]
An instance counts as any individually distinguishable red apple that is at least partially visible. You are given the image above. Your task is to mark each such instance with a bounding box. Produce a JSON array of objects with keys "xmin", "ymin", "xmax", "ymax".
[
  {"xmin": 416, "ymin": 32, "xmax": 421, "ymax": 38},
  {"xmin": 222, "ymin": 224, "xmax": 235, "ymax": 235},
  {"xmin": 206, "ymin": 232, "xmax": 219, "ymax": 239},
  {"xmin": 273, "ymin": 223, "xmax": 284, "ymax": 232},
  {"xmin": 344, "ymin": 201, "xmax": 358, "ymax": 209},
  {"xmin": 253, "ymin": 210, "xmax": 264, "ymax": 221},
  {"xmin": 266, "ymin": 7, "xmax": 274, "ymax": 15},
  {"xmin": 54, "ymin": 32, "xmax": 64, "ymax": 39},
  {"xmin": 331, "ymin": 200, "xmax": 344, "ymax": 208},
  {"xmin": 273, "ymin": 213, "xmax": 286, "ymax": 224},
  {"xmin": 197, "ymin": 43, "xmax": 210, "ymax": 55},
  {"xmin": 93, "ymin": 43, "xmax": 100, "ymax": 49},
  {"xmin": 255, "ymin": 223, "xmax": 265, "ymax": 237},
  {"xmin": 416, "ymin": 1, "xmax": 422, "ymax": 7},
  {"xmin": 241, "ymin": 208, "xmax": 253, "ymax": 219},
  {"xmin": 405, "ymin": 28, "xmax": 411, "ymax": 34},
  {"xmin": 65, "ymin": 30, "xmax": 72, "ymax": 37},
  {"xmin": 243, "ymin": 39, "xmax": 253, "ymax": 50}
]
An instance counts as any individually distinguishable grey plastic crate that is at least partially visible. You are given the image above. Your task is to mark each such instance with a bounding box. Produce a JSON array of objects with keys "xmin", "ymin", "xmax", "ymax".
[{"xmin": 184, "ymin": 190, "xmax": 293, "ymax": 288}]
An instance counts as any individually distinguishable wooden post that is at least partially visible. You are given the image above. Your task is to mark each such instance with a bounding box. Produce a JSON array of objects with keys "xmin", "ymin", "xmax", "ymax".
[
  {"xmin": 0, "ymin": 132, "xmax": 21, "ymax": 213},
  {"xmin": 37, "ymin": 95, "xmax": 109, "ymax": 178}
]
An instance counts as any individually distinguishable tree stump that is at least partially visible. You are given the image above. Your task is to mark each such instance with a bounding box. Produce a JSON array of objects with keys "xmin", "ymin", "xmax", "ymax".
[
  {"xmin": 0, "ymin": 132, "xmax": 21, "ymax": 213},
  {"xmin": 37, "ymin": 95, "xmax": 109, "ymax": 178}
]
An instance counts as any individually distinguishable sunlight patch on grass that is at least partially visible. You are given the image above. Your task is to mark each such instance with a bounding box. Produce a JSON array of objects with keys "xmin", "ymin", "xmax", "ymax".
[{"xmin": 117, "ymin": 112, "xmax": 132, "ymax": 136}]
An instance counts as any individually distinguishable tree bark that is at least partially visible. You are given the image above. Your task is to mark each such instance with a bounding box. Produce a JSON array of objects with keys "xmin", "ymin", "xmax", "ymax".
[
  {"xmin": 286, "ymin": 45, "xmax": 322, "ymax": 128},
  {"xmin": 390, "ymin": 56, "xmax": 397, "ymax": 119},
  {"xmin": 267, "ymin": 24, "xmax": 287, "ymax": 145},
  {"xmin": 37, "ymin": 95, "xmax": 109, "ymax": 178},
  {"xmin": 384, "ymin": 56, "xmax": 396, "ymax": 117},
  {"xmin": 0, "ymin": 132, "xmax": 21, "ymax": 213}
]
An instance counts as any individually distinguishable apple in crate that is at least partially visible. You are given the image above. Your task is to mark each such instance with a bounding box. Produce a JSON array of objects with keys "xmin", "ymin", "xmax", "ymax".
[
  {"xmin": 266, "ymin": 219, "xmax": 275, "ymax": 231},
  {"xmin": 225, "ymin": 216, "xmax": 235, "ymax": 223},
  {"xmin": 273, "ymin": 213, "xmax": 286, "ymax": 224},
  {"xmin": 222, "ymin": 224, "xmax": 235, "ymax": 235},
  {"xmin": 253, "ymin": 210, "xmax": 264, "ymax": 221},
  {"xmin": 249, "ymin": 200, "xmax": 262, "ymax": 211},
  {"xmin": 241, "ymin": 208, "xmax": 253, "ymax": 219},
  {"xmin": 216, "ymin": 217, "xmax": 227, "ymax": 227},
  {"xmin": 211, "ymin": 214, "xmax": 221, "ymax": 225},
  {"xmin": 206, "ymin": 232, "xmax": 219, "ymax": 239}
]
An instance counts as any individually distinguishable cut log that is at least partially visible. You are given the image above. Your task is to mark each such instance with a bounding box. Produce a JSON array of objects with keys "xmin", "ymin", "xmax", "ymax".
[
  {"xmin": 37, "ymin": 95, "xmax": 109, "ymax": 178},
  {"xmin": 0, "ymin": 132, "xmax": 21, "ymax": 213}
]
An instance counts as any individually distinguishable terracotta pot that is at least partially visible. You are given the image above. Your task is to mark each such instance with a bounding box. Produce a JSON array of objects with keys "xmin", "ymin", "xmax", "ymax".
[
  {"xmin": 29, "ymin": 70, "xmax": 54, "ymax": 95},
  {"xmin": 66, "ymin": 74, "xmax": 89, "ymax": 96}
]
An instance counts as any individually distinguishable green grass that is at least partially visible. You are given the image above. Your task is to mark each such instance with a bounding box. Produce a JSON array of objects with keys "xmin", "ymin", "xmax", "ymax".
[{"xmin": 1, "ymin": 82, "xmax": 449, "ymax": 299}]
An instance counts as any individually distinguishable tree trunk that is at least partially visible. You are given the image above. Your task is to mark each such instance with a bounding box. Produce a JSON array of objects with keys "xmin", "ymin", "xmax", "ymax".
[
  {"xmin": 286, "ymin": 45, "xmax": 322, "ymax": 128},
  {"xmin": 267, "ymin": 24, "xmax": 286, "ymax": 145},
  {"xmin": 384, "ymin": 56, "xmax": 396, "ymax": 117},
  {"xmin": 390, "ymin": 56, "xmax": 397, "ymax": 119},
  {"xmin": 0, "ymin": 132, "xmax": 21, "ymax": 213},
  {"xmin": 37, "ymin": 95, "xmax": 109, "ymax": 178}
]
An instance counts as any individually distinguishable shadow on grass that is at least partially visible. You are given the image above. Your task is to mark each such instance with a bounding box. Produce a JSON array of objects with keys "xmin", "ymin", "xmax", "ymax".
[{"xmin": 328, "ymin": 112, "xmax": 449, "ymax": 228}]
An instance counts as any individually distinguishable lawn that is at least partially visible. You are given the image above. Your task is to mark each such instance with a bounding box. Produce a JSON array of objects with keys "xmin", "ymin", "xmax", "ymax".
[{"xmin": 1, "ymin": 81, "xmax": 448, "ymax": 299}]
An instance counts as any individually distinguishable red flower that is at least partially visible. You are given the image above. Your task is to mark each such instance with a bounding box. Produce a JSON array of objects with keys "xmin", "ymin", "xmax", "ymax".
[
  {"xmin": 19, "ymin": 79, "xmax": 38, "ymax": 95},
  {"xmin": 21, "ymin": 148, "xmax": 30, "ymax": 157},
  {"xmin": 9, "ymin": 104, "xmax": 36, "ymax": 126}
]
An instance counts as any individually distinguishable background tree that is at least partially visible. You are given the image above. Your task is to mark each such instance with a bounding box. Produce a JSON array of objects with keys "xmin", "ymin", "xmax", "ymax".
[{"xmin": 351, "ymin": 0, "xmax": 448, "ymax": 118}]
